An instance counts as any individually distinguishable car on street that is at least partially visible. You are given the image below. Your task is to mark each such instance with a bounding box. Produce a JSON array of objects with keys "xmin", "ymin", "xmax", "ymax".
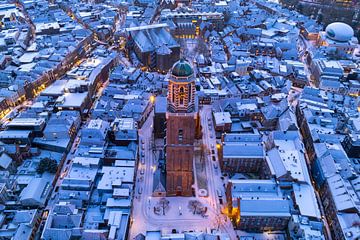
[
  {"xmin": 217, "ymin": 189, "xmax": 223, "ymax": 198},
  {"xmin": 213, "ymin": 163, "xmax": 218, "ymax": 169},
  {"xmin": 217, "ymin": 189, "xmax": 223, "ymax": 204},
  {"xmin": 60, "ymin": 167, "xmax": 69, "ymax": 179}
]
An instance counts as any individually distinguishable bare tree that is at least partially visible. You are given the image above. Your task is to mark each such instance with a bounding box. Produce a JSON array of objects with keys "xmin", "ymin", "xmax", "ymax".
[
  {"xmin": 158, "ymin": 198, "xmax": 170, "ymax": 215},
  {"xmin": 188, "ymin": 200, "xmax": 203, "ymax": 215}
]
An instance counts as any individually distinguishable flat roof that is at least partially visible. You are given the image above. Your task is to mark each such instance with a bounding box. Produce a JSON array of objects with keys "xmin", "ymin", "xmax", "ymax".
[
  {"xmin": 155, "ymin": 96, "xmax": 167, "ymax": 113},
  {"xmin": 213, "ymin": 111, "xmax": 232, "ymax": 125},
  {"xmin": 223, "ymin": 143, "xmax": 264, "ymax": 158},
  {"xmin": 8, "ymin": 118, "xmax": 45, "ymax": 127},
  {"xmin": 269, "ymin": 131, "xmax": 310, "ymax": 184},
  {"xmin": 65, "ymin": 165, "xmax": 97, "ymax": 181},
  {"xmin": 0, "ymin": 130, "xmax": 31, "ymax": 139},
  {"xmin": 106, "ymin": 198, "xmax": 131, "ymax": 208},
  {"xmin": 41, "ymin": 80, "xmax": 67, "ymax": 96},
  {"xmin": 73, "ymin": 157, "xmax": 100, "ymax": 167},
  {"xmin": 88, "ymin": 119, "xmax": 106, "ymax": 129},
  {"xmin": 240, "ymin": 199, "xmax": 291, "ymax": 217},
  {"xmin": 293, "ymin": 183, "xmax": 321, "ymax": 219},
  {"xmin": 97, "ymin": 166, "xmax": 135, "ymax": 191},
  {"xmin": 115, "ymin": 118, "xmax": 135, "ymax": 130},
  {"xmin": 114, "ymin": 160, "xmax": 136, "ymax": 168},
  {"xmin": 230, "ymin": 179, "xmax": 282, "ymax": 199},
  {"xmin": 224, "ymin": 133, "xmax": 263, "ymax": 142},
  {"xmin": 113, "ymin": 188, "xmax": 130, "ymax": 197},
  {"xmin": 57, "ymin": 92, "xmax": 88, "ymax": 108}
]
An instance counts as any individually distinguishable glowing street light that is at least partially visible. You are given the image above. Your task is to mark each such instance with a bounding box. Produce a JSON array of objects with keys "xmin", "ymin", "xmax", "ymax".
[{"xmin": 150, "ymin": 95, "xmax": 155, "ymax": 104}]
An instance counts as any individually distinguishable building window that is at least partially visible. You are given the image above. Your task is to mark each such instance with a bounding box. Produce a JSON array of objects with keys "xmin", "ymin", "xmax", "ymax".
[
  {"xmin": 172, "ymin": 86, "xmax": 175, "ymax": 103},
  {"xmin": 188, "ymin": 84, "xmax": 191, "ymax": 103},
  {"xmin": 179, "ymin": 87, "xmax": 184, "ymax": 105},
  {"xmin": 178, "ymin": 129, "xmax": 183, "ymax": 142}
]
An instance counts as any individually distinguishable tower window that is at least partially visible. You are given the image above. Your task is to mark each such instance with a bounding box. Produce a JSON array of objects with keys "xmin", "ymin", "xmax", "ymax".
[
  {"xmin": 179, "ymin": 87, "xmax": 184, "ymax": 105},
  {"xmin": 178, "ymin": 129, "xmax": 183, "ymax": 142},
  {"xmin": 188, "ymin": 84, "xmax": 191, "ymax": 103},
  {"xmin": 172, "ymin": 86, "xmax": 175, "ymax": 103}
]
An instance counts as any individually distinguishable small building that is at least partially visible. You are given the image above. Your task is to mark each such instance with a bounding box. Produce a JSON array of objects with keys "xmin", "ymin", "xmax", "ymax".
[
  {"xmin": 41, "ymin": 202, "xmax": 83, "ymax": 240},
  {"xmin": 110, "ymin": 118, "xmax": 138, "ymax": 145},
  {"xmin": 226, "ymin": 179, "xmax": 291, "ymax": 232},
  {"xmin": 6, "ymin": 117, "xmax": 46, "ymax": 134},
  {"xmin": 20, "ymin": 174, "xmax": 53, "ymax": 207},
  {"xmin": 220, "ymin": 133, "xmax": 266, "ymax": 175},
  {"xmin": 311, "ymin": 59, "xmax": 343, "ymax": 87},
  {"xmin": 213, "ymin": 111, "xmax": 232, "ymax": 132},
  {"xmin": 0, "ymin": 130, "xmax": 32, "ymax": 145},
  {"xmin": 341, "ymin": 134, "xmax": 360, "ymax": 158}
]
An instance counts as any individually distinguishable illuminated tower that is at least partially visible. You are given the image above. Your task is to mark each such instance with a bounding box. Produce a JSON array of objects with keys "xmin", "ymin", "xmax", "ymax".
[{"xmin": 166, "ymin": 59, "xmax": 196, "ymax": 196}]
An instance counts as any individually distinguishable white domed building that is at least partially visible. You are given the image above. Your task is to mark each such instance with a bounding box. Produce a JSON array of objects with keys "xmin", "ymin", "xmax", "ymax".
[{"xmin": 317, "ymin": 22, "xmax": 358, "ymax": 58}]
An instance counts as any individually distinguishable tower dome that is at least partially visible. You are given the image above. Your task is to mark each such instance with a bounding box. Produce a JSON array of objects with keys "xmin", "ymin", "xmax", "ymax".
[
  {"xmin": 171, "ymin": 59, "xmax": 194, "ymax": 77},
  {"xmin": 325, "ymin": 22, "xmax": 354, "ymax": 42}
]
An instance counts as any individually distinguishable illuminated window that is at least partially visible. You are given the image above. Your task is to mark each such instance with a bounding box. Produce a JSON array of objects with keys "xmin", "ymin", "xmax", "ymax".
[{"xmin": 179, "ymin": 86, "xmax": 184, "ymax": 105}]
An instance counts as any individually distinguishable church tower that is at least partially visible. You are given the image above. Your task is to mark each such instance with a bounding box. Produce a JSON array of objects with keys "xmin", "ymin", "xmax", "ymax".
[{"xmin": 165, "ymin": 59, "xmax": 196, "ymax": 196}]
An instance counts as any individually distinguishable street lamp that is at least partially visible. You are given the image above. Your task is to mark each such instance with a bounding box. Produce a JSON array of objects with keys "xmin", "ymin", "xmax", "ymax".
[{"xmin": 150, "ymin": 95, "xmax": 155, "ymax": 104}]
